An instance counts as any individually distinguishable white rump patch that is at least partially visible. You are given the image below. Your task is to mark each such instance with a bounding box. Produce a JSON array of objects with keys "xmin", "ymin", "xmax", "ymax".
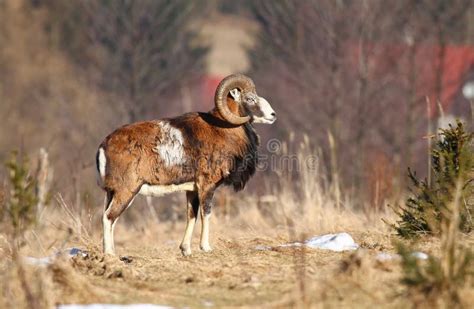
[
  {"xmin": 156, "ymin": 121, "xmax": 185, "ymax": 167},
  {"xmin": 139, "ymin": 182, "xmax": 195, "ymax": 197},
  {"xmin": 98, "ymin": 147, "xmax": 107, "ymax": 182}
]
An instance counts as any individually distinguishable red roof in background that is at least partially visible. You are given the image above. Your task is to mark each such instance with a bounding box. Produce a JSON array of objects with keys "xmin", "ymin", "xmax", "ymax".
[
  {"xmin": 201, "ymin": 44, "xmax": 474, "ymax": 119},
  {"xmin": 418, "ymin": 45, "xmax": 474, "ymax": 116},
  {"xmin": 201, "ymin": 75, "xmax": 223, "ymax": 105},
  {"xmin": 351, "ymin": 43, "xmax": 474, "ymax": 117}
]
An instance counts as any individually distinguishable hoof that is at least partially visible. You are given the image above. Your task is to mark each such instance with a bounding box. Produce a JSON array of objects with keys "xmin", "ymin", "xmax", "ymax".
[
  {"xmin": 200, "ymin": 245, "xmax": 213, "ymax": 253},
  {"xmin": 180, "ymin": 244, "xmax": 192, "ymax": 257}
]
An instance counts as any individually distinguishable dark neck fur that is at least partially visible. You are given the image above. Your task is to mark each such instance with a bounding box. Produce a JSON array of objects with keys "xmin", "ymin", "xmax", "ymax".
[{"xmin": 221, "ymin": 123, "xmax": 260, "ymax": 191}]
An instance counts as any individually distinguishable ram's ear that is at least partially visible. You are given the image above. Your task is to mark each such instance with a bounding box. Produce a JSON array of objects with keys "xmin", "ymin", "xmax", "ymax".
[{"xmin": 229, "ymin": 88, "xmax": 241, "ymax": 102}]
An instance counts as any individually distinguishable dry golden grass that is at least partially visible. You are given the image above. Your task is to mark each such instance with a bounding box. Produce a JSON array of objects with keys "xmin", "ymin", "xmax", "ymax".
[{"xmin": 1, "ymin": 199, "xmax": 465, "ymax": 308}]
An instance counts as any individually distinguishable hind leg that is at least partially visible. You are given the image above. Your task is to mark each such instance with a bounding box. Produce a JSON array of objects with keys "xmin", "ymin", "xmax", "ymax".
[
  {"xmin": 103, "ymin": 189, "xmax": 137, "ymax": 255},
  {"xmin": 102, "ymin": 192, "xmax": 115, "ymax": 254},
  {"xmin": 199, "ymin": 186, "xmax": 216, "ymax": 253},
  {"xmin": 179, "ymin": 191, "xmax": 199, "ymax": 256}
]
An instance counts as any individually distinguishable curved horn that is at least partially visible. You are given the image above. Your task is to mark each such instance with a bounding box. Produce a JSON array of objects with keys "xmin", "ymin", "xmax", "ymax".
[{"xmin": 215, "ymin": 74, "xmax": 254, "ymax": 125}]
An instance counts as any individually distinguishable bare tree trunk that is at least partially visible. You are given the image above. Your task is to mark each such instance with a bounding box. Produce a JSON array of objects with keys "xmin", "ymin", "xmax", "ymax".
[
  {"xmin": 435, "ymin": 28, "xmax": 446, "ymax": 106},
  {"xmin": 470, "ymin": 99, "xmax": 474, "ymax": 131},
  {"xmin": 404, "ymin": 41, "xmax": 418, "ymax": 182},
  {"xmin": 468, "ymin": 5, "xmax": 474, "ymax": 44},
  {"xmin": 35, "ymin": 148, "xmax": 52, "ymax": 219},
  {"xmin": 328, "ymin": 130, "xmax": 341, "ymax": 210},
  {"xmin": 353, "ymin": 35, "xmax": 369, "ymax": 203},
  {"xmin": 426, "ymin": 97, "xmax": 432, "ymax": 186}
]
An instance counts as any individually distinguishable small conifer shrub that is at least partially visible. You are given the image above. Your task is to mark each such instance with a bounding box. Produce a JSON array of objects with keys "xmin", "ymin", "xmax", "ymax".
[
  {"xmin": 2, "ymin": 151, "xmax": 38, "ymax": 239},
  {"xmin": 392, "ymin": 121, "xmax": 473, "ymax": 238}
]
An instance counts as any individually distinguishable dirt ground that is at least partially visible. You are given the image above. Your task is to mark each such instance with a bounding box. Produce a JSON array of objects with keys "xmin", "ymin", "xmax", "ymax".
[
  {"xmin": 57, "ymin": 227, "xmax": 401, "ymax": 308},
  {"xmin": 1, "ymin": 204, "xmax": 473, "ymax": 308}
]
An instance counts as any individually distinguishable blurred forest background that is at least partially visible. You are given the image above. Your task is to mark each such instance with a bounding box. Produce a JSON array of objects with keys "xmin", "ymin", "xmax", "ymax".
[{"xmin": 1, "ymin": 0, "xmax": 474, "ymax": 216}]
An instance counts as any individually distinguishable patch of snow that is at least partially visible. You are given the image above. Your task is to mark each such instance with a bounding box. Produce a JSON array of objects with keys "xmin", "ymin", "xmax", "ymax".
[
  {"xmin": 24, "ymin": 247, "xmax": 87, "ymax": 266},
  {"xmin": 411, "ymin": 251, "xmax": 429, "ymax": 260},
  {"xmin": 255, "ymin": 233, "xmax": 359, "ymax": 252},
  {"xmin": 375, "ymin": 251, "xmax": 429, "ymax": 262},
  {"xmin": 375, "ymin": 252, "xmax": 396, "ymax": 262},
  {"xmin": 24, "ymin": 256, "xmax": 53, "ymax": 266},
  {"xmin": 254, "ymin": 245, "xmax": 271, "ymax": 251},
  {"xmin": 279, "ymin": 242, "xmax": 303, "ymax": 248},
  {"xmin": 58, "ymin": 305, "xmax": 173, "ymax": 309},
  {"xmin": 68, "ymin": 248, "xmax": 88, "ymax": 258},
  {"xmin": 304, "ymin": 233, "xmax": 359, "ymax": 251}
]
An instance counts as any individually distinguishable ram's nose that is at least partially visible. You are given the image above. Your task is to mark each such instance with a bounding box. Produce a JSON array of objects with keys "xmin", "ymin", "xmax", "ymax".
[
  {"xmin": 266, "ymin": 112, "xmax": 277, "ymax": 123},
  {"xmin": 271, "ymin": 112, "xmax": 277, "ymax": 121}
]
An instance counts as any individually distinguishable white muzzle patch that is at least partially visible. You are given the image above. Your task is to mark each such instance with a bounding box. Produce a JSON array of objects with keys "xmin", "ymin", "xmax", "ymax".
[{"xmin": 253, "ymin": 96, "xmax": 276, "ymax": 124}]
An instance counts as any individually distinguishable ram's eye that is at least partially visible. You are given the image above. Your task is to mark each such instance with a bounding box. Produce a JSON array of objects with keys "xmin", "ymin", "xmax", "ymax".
[{"xmin": 245, "ymin": 94, "xmax": 257, "ymax": 105}]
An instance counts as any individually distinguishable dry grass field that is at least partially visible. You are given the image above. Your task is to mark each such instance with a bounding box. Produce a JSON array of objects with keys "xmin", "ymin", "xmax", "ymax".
[{"xmin": 1, "ymin": 191, "xmax": 473, "ymax": 308}]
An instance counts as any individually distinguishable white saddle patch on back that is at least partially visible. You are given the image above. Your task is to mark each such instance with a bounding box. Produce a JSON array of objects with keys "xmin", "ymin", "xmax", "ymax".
[
  {"xmin": 139, "ymin": 182, "xmax": 195, "ymax": 197},
  {"xmin": 156, "ymin": 121, "xmax": 186, "ymax": 167}
]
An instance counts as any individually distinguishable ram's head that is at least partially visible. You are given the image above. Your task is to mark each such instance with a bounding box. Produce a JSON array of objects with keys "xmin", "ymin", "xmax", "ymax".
[{"xmin": 215, "ymin": 74, "xmax": 276, "ymax": 125}]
